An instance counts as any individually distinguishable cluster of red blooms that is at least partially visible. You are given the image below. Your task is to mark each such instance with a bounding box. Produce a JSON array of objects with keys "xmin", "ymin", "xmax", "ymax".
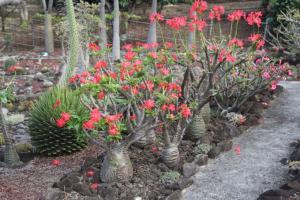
[
  {"xmin": 88, "ymin": 42, "xmax": 101, "ymax": 52},
  {"xmin": 208, "ymin": 5, "xmax": 225, "ymax": 21},
  {"xmin": 149, "ymin": 12, "xmax": 164, "ymax": 23},
  {"xmin": 166, "ymin": 17, "xmax": 187, "ymax": 30},
  {"xmin": 227, "ymin": 10, "xmax": 245, "ymax": 22},
  {"xmin": 248, "ymin": 34, "xmax": 265, "ymax": 49},
  {"xmin": 245, "ymin": 11, "xmax": 263, "ymax": 27},
  {"xmin": 56, "ymin": 112, "xmax": 71, "ymax": 128},
  {"xmin": 7, "ymin": 65, "xmax": 18, "ymax": 73}
]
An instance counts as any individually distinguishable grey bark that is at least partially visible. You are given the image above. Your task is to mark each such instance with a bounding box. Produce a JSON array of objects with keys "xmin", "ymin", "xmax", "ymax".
[
  {"xmin": 42, "ymin": 0, "xmax": 54, "ymax": 53},
  {"xmin": 112, "ymin": 0, "xmax": 120, "ymax": 61},
  {"xmin": 0, "ymin": 103, "xmax": 22, "ymax": 168},
  {"xmin": 99, "ymin": 0, "xmax": 107, "ymax": 49},
  {"xmin": 147, "ymin": 0, "xmax": 157, "ymax": 46}
]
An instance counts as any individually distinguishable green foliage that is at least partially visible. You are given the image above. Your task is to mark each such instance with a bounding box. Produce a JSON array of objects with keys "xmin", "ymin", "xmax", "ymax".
[
  {"xmin": 194, "ymin": 143, "xmax": 212, "ymax": 155},
  {"xmin": 262, "ymin": 0, "xmax": 300, "ymax": 27},
  {"xmin": 160, "ymin": 170, "xmax": 181, "ymax": 185},
  {"xmin": 3, "ymin": 58, "xmax": 17, "ymax": 70},
  {"xmin": 29, "ymin": 87, "xmax": 88, "ymax": 156}
]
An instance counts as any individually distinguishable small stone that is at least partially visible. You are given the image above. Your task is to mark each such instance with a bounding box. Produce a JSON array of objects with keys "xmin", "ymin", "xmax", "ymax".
[
  {"xmin": 208, "ymin": 144, "xmax": 221, "ymax": 158},
  {"xmin": 178, "ymin": 178, "xmax": 193, "ymax": 190},
  {"xmin": 73, "ymin": 183, "xmax": 93, "ymax": 196},
  {"xmin": 16, "ymin": 129, "xmax": 26, "ymax": 135},
  {"xmin": 45, "ymin": 188, "xmax": 65, "ymax": 200},
  {"xmin": 218, "ymin": 140, "xmax": 233, "ymax": 152},
  {"xmin": 182, "ymin": 162, "xmax": 198, "ymax": 178},
  {"xmin": 42, "ymin": 80, "xmax": 54, "ymax": 87},
  {"xmin": 16, "ymin": 123, "xmax": 26, "ymax": 129},
  {"xmin": 34, "ymin": 72, "xmax": 48, "ymax": 81},
  {"xmin": 166, "ymin": 190, "xmax": 183, "ymax": 200},
  {"xmin": 194, "ymin": 154, "xmax": 208, "ymax": 166},
  {"xmin": 41, "ymin": 67, "xmax": 49, "ymax": 73}
]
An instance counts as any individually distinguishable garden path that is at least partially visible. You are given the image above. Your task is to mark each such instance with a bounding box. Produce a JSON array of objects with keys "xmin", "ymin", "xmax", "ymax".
[{"xmin": 182, "ymin": 81, "xmax": 300, "ymax": 200}]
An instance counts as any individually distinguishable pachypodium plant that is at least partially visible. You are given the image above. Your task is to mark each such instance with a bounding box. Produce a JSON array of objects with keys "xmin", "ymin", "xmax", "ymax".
[{"xmin": 55, "ymin": 0, "xmax": 291, "ymax": 181}]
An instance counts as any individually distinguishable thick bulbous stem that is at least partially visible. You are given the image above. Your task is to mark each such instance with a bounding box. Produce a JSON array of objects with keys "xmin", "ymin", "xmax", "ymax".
[
  {"xmin": 100, "ymin": 143, "xmax": 133, "ymax": 183},
  {"xmin": 161, "ymin": 143, "xmax": 180, "ymax": 168},
  {"xmin": 134, "ymin": 129, "xmax": 156, "ymax": 147},
  {"xmin": 185, "ymin": 113, "xmax": 206, "ymax": 141}
]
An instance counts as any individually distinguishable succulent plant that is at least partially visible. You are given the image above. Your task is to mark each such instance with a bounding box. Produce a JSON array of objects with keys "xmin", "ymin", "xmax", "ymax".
[
  {"xmin": 29, "ymin": 87, "xmax": 88, "ymax": 156},
  {"xmin": 160, "ymin": 170, "xmax": 181, "ymax": 186}
]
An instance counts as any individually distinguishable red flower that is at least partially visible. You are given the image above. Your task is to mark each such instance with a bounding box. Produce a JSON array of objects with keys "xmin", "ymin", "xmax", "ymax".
[
  {"xmin": 83, "ymin": 120, "xmax": 95, "ymax": 129},
  {"xmin": 248, "ymin": 34, "xmax": 265, "ymax": 49},
  {"xmin": 190, "ymin": 0, "xmax": 208, "ymax": 14},
  {"xmin": 90, "ymin": 109, "xmax": 101, "ymax": 122},
  {"xmin": 168, "ymin": 104, "xmax": 176, "ymax": 111},
  {"xmin": 56, "ymin": 118, "xmax": 66, "ymax": 128},
  {"xmin": 124, "ymin": 51, "xmax": 136, "ymax": 61},
  {"xmin": 105, "ymin": 114, "xmax": 122, "ymax": 123},
  {"xmin": 98, "ymin": 91, "xmax": 106, "ymax": 100},
  {"xmin": 209, "ymin": 5, "xmax": 225, "ymax": 21},
  {"xmin": 108, "ymin": 124, "xmax": 119, "ymax": 136},
  {"xmin": 161, "ymin": 68, "xmax": 170, "ymax": 76},
  {"xmin": 88, "ymin": 42, "xmax": 100, "ymax": 52},
  {"xmin": 52, "ymin": 99, "xmax": 61, "ymax": 109},
  {"xmin": 228, "ymin": 38, "xmax": 244, "ymax": 48},
  {"xmin": 130, "ymin": 114, "xmax": 137, "ymax": 121},
  {"xmin": 142, "ymin": 42, "xmax": 159, "ymax": 50},
  {"xmin": 122, "ymin": 44, "xmax": 133, "ymax": 51},
  {"xmin": 151, "ymin": 146, "xmax": 158, "ymax": 153},
  {"xmin": 95, "ymin": 60, "xmax": 107, "ymax": 70},
  {"xmin": 7, "ymin": 66, "xmax": 17, "ymax": 73},
  {"xmin": 86, "ymin": 170, "xmax": 95, "ymax": 177},
  {"xmin": 148, "ymin": 52, "xmax": 158, "ymax": 59},
  {"xmin": 143, "ymin": 99, "xmax": 155, "ymax": 111},
  {"xmin": 164, "ymin": 42, "xmax": 173, "ymax": 49},
  {"xmin": 166, "ymin": 17, "xmax": 187, "ymax": 30},
  {"xmin": 245, "ymin": 11, "xmax": 262, "ymax": 27},
  {"xmin": 227, "ymin": 10, "xmax": 245, "ymax": 22},
  {"xmin": 149, "ymin": 12, "xmax": 164, "ymax": 23},
  {"xmin": 61, "ymin": 112, "xmax": 71, "ymax": 122},
  {"xmin": 189, "ymin": 19, "xmax": 206, "ymax": 32},
  {"xmin": 179, "ymin": 104, "xmax": 192, "ymax": 118},
  {"xmin": 234, "ymin": 145, "xmax": 241, "ymax": 155},
  {"xmin": 52, "ymin": 159, "xmax": 61, "ymax": 166},
  {"xmin": 90, "ymin": 183, "xmax": 99, "ymax": 190}
]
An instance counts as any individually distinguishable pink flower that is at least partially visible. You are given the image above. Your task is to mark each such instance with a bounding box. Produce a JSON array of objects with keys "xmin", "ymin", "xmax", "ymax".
[
  {"xmin": 83, "ymin": 120, "xmax": 95, "ymax": 129},
  {"xmin": 61, "ymin": 112, "xmax": 71, "ymax": 122},
  {"xmin": 56, "ymin": 118, "xmax": 66, "ymax": 128},
  {"xmin": 90, "ymin": 183, "xmax": 99, "ymax": 190},
  {"xmin": 108, "ymin": 124, "xmax": 119, "ymax": 136},
  {"xmin": 227, "ymin": 10, "xmax": 245, "ymax": 22},
  {"xmin": 190, "ymin": 0, "xmax": 208, "ymax": 14},
  {"xmin": 122, "ymin": 44, "xmax": 133, "ymax": 51},
  {"xmin": 95, "ymin": 60, "xmax": 107, "ymax": 70},
  {"xmin": 245, "ymin": 11, "xmax": 263, "ymax": 27},
  {"xmin": 98, "ymin": 91, "xmax": 106, "ymax": 100},
  {"xmin": 105, "ymin": 114, "xmax": 122, "ymax": 123},
  {"xmin": 161, "ymin": 68, "xmax": 170, "ymax": 76},
  {"xmin": 270, "ymin": 82, "xmax": 277, "ymax": 91},
  {"xmin": 124, "ymin": 51, "xmax": 136, "ymax": 61},
  {"xmin": 179, "ymin": 104, "xmax": 192, "ymax": 118},
  {"xmin": 149, "ymin": 12, "xmax": 164, "ymax": 23},
  {"xmin": 288, "ymin": 70, "xmax": 293, "ymax": 76},
  {"xmin": 87, "ymin": 170, "xmax": 95, "ymax": 177},
  {"xmin": 148, "ymin": 52, "xmax": 158, "ymax": 59},
  {"xmin": 90, "ymin": 109, "xmax": 101, "ymax": 122},
  {"xmin": 52, "ymin": 159, "xmax": 61, "ymax": 166},
  {"xmin": 143, "ymin": 99, "xmax": 155, "ymax": 111},
  {"xmin": 228, "ymin": 38, "xmax": 244, "ymax": 48},
  {"xmin": 164, "ymin": 42, "xmax": 173, "ymax": 49},
  {"xmin": 166, "ymin": 16, "xmax": 187, "ymax": 30},
  {"xmin": 209, "ymin": 5, "xmax": 225, "ymax": 21},
  {"xmin": 263, "ymin": 72, "xmax": 271, "ymax": 79},
  {"xmin": 168, "ymin": 104, "xmax": 176, "ymax": 111},
  {"xmin": 88, "ymin": 42, "xmax": 100, "ymax": 51},
  {"xmin": 234, "ymin": 145, "xmax": 241, "ymax": 155}
]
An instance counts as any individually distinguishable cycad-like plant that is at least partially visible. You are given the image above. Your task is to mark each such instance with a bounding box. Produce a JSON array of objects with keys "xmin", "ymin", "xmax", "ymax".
[{"xmin": 29, "ymin": 87, "xmax": 88, "ymax": 156}]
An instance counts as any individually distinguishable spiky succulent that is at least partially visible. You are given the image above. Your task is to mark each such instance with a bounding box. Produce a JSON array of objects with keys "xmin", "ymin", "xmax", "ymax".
[{"xmin": 29, "ymin": 87, "xmax": 88, "ymax": 156}]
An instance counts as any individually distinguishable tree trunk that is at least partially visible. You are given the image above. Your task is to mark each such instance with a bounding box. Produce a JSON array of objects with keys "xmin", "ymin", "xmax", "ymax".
[
  {"xmin": 0, "ymin": 103, "xmax": 22, "ymax": 168},
  {"xmin": 100, "ymin": 143, "xmax": 133, "ymax": 183},
  {"xmin": 99, "ymin": 0, "xmax": 107, "ymax": 49},
  {"xmin": 188, "ymin": 12, "xmax": 196, "ymax": 49},
  {"xmin": 147, "ymin": 0, "xmax": 157, "ymax": 46},
  {"xmin": 112, "ymin": 0, "xmax": 120, "ymax": 61},
  {"xmin": 161, "ymin": 143, "xmax": 180, "ymax": 168},
  {"xmin": 134, "ymin": 128, "xmax": 156, "ymax": 147},
  {"xmin": 19, "ymin": 0, "xmax": 28, "ymax": 21},
  {"xmin": 44, "ymin": 13, "xmax": 54, "ymax": 53},
  {"xmin": 58, "ymin": 0, "xmax": 80, "ymax": 86}
]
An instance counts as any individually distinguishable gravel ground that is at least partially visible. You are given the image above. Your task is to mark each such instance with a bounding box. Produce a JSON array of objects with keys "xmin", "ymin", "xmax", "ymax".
[{"xmin": 182, "ymin": 81, "xmax": 300, "ymax": 200}]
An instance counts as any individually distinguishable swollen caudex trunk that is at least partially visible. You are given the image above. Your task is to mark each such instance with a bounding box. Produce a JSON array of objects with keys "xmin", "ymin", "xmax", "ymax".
[
  {"xmin": 201, "ymin": 103, "xmax": 211, "ymax": 123},
  {"xmin": 185, "ymin": 113, "xmax": 206, "ymax": 141},
  {"xmin": 162, "ymin": 143, "xmax": 180, "ymax": 168},
  {"xmin": 100, "ymin": 143, "xmax": 133, "ymax": 183},
  {"xmin": 134, "ymin": 128, "xmax": 156, "ymax": 147}
]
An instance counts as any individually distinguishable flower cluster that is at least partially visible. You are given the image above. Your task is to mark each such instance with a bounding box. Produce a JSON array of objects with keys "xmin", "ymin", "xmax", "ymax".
[{"xmin": 56, "ymin": 112, "xmax": 71, "ymax": 128}]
